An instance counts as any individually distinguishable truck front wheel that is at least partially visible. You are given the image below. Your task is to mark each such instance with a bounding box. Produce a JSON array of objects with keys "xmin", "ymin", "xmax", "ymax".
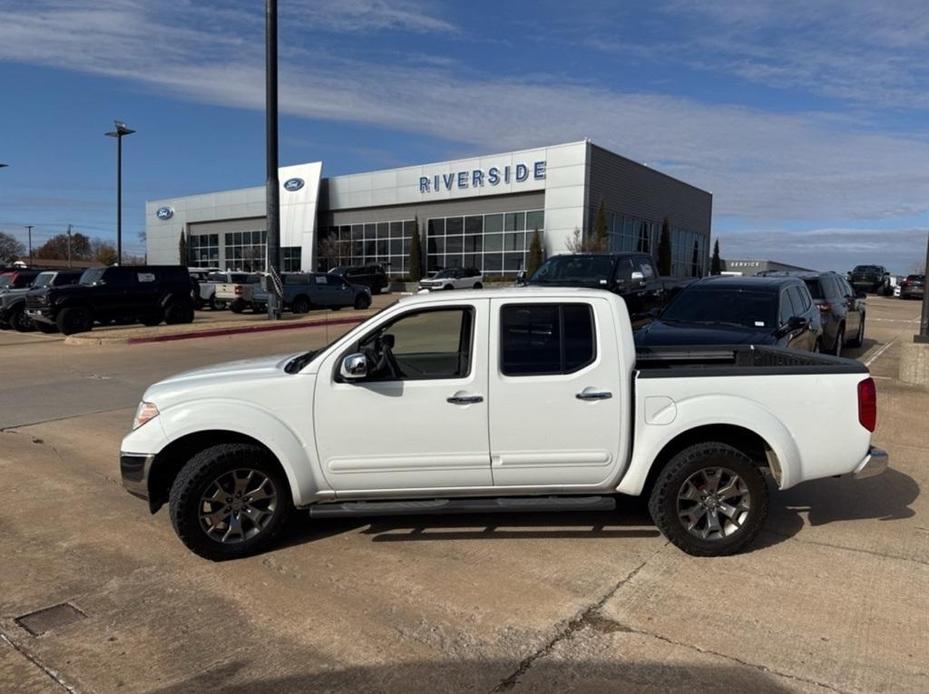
[
  {"xmin": 169, "ymin": 443, "xmax": 293, "ymax": 561},
  {"xmin": 56, "ymin": 307, "xmax": 93, "ymax": 335},
  {"xmin": 648, "ymin": 442, "xmax": 768, "ymax": 557}
]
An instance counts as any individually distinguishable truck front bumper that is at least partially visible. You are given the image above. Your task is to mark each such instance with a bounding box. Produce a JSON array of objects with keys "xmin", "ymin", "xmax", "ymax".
[
  {"xmin": 120, "ymin": 453, "xmax": 155, "ymax": 499},
  {"xmin": 852, "ymin": 447, "xmax": 889, "ymax": 480},
  {"xmin": 25, "ymin": 307, "xmax": 56, "ymax": 325}
]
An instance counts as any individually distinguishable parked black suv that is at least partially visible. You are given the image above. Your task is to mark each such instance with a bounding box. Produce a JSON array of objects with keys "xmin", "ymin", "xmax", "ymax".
[
  {"xmin": 0, "ymin": 270, "xmax": 82, "ymax": 332},
  {"xmin": 328, "ymin": 264, "xmax": 389, "ymax": 295},
  {"xmin": 849, "ymin": 264, "xmax": 890, "ymax": 295},
  {"xmin": 26, "ymin": 265, "xmax": 194, "ymax": 335},
  {"xmin": 524, "ymin": 253, "xmax": 692, "ymax": 323}
]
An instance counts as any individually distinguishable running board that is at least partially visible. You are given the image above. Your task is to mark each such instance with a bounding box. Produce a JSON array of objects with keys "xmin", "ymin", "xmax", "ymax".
[{"xmin": 308, "ymin": 495, "xmax": 616, "ymax": 518}]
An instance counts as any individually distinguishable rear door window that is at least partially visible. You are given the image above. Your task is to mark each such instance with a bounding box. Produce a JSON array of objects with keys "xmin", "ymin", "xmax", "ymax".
[{"xmin": 500, "ymin": 303, "xmax": 596, "ymax": 376}]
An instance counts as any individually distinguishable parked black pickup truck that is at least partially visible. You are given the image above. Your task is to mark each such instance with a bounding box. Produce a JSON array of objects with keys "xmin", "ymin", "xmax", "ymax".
[
  {"xmin": 523, "ymin": 252, "xmax": 692, "ymax": 322},
  {"xmin": 848, "ymin": 265, "xmax": 890, "ymax": 295},
  {"xmin": 26, "ymin": 265, "xmax": 194, "ymax": 335}
]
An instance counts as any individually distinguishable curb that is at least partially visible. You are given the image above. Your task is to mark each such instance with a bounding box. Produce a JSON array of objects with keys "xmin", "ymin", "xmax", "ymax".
[{"xmin": 64, "ymin": 312, "xmax": 373, "ymax": 346}]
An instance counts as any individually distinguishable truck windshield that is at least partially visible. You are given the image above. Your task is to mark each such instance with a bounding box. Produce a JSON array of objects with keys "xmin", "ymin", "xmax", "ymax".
[
  {"xmin": 853, "ymin": 265, "xmax": 881, "ymax": 273},
  {"xmin": 661, "ymin": 288, "xmax": 778, "ymax": 329},
  {"xmin": 530, "ymin": 256, "xmax": 615, "ymax": 283},
  {"xmin": 0, "ymin": 275, "xmax": 13, "ymax": 288},
  {"xmin": 80, "ymin": 268, "xmax": 106, "ymax": 286},
  {"xmin": 31, "ymin": 272, "xmax": 56, "ymax": 288}
]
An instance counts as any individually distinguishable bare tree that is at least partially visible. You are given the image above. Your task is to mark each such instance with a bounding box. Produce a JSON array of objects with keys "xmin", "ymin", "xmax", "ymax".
[
  {"xmin": 564, "ymin": 227, "xmax": 606, "ymax": 253},
  {"xmin": 0, "ymin": 232, "xmax": 25, "ymax": 264},
  {"xmin": 318, "ymin": 234, "xmax": 341, "ymax": 271}
]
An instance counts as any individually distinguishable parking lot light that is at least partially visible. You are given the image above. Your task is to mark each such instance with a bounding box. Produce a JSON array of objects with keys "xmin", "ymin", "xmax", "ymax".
[{"xmin": 105, "ymin": 121, "xmax": 136, "ymax": 266}]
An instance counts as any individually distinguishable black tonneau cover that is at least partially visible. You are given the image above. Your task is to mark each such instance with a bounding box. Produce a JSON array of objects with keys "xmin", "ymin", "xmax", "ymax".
[{"xmin": 635, "ymin": 344, "xmax": 868, "ymax": 378}]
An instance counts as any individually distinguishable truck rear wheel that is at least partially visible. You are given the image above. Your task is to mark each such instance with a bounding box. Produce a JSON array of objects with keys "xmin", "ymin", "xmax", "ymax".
[
  {"xmin": 169, "ymin": 443, "xmax": 293, "ymax": 561},
  {"xmin": 165, "ymin": 300, "xmax": 195, "ymax": 325},
  {"xmin": 648, "ymin": 442, "xmax": 768, "ymax": 557},
  {"xmin": 56, "ymin": 307, "xmax": 93, "ymax": 335},
  {"xmin": 291, "ymin": 295, "xmax": 311, "ymax": 314}
]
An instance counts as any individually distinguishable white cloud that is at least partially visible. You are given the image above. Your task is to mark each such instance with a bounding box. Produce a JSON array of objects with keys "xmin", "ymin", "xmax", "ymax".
[{"xmin": 1, "ymin": 0, "xmax": 928, "ymax": 251}]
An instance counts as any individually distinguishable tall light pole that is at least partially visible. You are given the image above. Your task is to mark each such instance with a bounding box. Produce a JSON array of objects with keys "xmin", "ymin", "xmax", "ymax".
[
  {"xmin": 265, "ymin": 0, "xmax": 282, "ymax": 319},
  {"xmin": 25, "ymin": 225, "xmax": 33, "ymax": 265},
  {"xmin": 917, "ymin": 232, "xmax": 929, "ymax": 344},
  {"xmin": 105, "ymin": 120, "xmax": 135, "ymax": 265}
]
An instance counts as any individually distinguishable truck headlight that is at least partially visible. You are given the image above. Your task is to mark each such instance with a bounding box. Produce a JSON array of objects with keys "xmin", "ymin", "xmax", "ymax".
[{"xmin": 133, "ymin": 401, "xmax": 159, "ymax": 430}]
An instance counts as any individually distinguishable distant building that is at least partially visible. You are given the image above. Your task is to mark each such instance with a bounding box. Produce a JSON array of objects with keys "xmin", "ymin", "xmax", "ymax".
[{"xmin": 721, "ymin": 259, "xmax": 814, "ymax": 276}]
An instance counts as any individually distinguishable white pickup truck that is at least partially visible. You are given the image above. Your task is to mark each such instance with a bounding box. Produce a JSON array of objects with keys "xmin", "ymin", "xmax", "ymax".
[{"xmin": 120, "ymin": 288, "xmax": 886, "ymax": 560}]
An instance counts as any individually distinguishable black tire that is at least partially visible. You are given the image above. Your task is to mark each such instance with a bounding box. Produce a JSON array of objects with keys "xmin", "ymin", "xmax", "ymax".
[
  {"xmin": 648, "ymin": 442, "xmax": 768, "ymax": 557},
  {"xmin": 35, "ymin": 322, "xmax": 58, "ymax": 334},
  {"xmin": 10, "ymin": 306, "xmax": 35, "ymax": 333},
  {"xmin": 848, "ymin": 316, "xmax": 865, "ymax": 348},
  {"xmin": 473, "ymin": 282, "xmax": 483, "ymax": 289},
  {"xmin": 165, "ymin": 300, "xmax": 195, "ymax": 325},
  {"xmin": 193, "ymin": 296, "xmax": 205, "ymax": 311},
  {"xmin": 443, "ymin": 284, "xmax": 454, "ymax": 290},
  {"xmin": 291, "ymin": 295, "xmax": 311, "ymax": 314},
  {"xmin": 56, "ymin": 306, "xmax": 93, "ymax": 335},
  {"xmin": 354, "ymin": 293, "xmax": 371, "ymax": 310},
  {"xmin": 141, "ymin": 312, "xmax": 163, "ymax": 327},
  {"xmin": 833, "ymin": 325, "xmax": 845, "ymax": 357},
  {"xmin": 210, "ymin": 297, "xmax": 227, "ymax": 311},
  {"xmin": 230, "ymin": 299, "xmax": 246, "ymax": 314},
  {"xmin": 169, "ymin": 443, "xmax": 293, "ymax": 561}
]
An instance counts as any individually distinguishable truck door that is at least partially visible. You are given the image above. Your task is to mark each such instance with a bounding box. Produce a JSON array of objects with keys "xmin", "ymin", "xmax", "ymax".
[
  {"xmin": 488, "ymin": 297, "xmax": 624, "ymax": 487},
  {"xmin": 314, "ymin": 300, "xmax": 492, "ymax": 492}
]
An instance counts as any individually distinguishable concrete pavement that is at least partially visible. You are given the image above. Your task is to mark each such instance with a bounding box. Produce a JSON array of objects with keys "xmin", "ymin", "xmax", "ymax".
[{"xmin": 0, "ymin": 295, "xmax": 926, "ymax": 693}]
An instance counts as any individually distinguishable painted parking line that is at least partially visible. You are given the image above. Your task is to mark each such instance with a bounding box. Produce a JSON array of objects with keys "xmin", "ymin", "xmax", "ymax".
[{"xmin": 864, "ymin": 339, "xmax": 896, "ymax": 366}]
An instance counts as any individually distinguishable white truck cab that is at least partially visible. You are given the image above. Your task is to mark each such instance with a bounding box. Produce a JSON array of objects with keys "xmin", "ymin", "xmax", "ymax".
[{"xmin": 121, "ymin": 288, "xmax": 886, "ymax": 560}]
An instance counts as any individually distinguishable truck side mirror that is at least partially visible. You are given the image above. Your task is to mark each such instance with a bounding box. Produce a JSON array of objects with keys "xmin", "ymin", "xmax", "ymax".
[
  {"xmin": 340, "ymin": 353, "xmax": 368, "ymax": 380},
  {"xmin": 630, "ymin": 271, "xmax": 645, "ymax": 286}
]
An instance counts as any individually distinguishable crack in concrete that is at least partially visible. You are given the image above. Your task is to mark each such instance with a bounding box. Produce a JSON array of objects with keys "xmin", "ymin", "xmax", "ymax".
[
  {"xmin": 0, "ymin": 629, "xmax": 79, "ymax": 693},
  {"xmin": 0, "ymin": 405, "xmax": 132, "ymax": 432},
  {"xmin": 762, "ymin": 528, "xmax": 929, "ymax": 567},
  {"xmin": 610, "ymin": 622, "xmax": 852, "ymax": 694},
  {"xmin": 489, "ymin": 556, "xmax": 653, "ymax": 692}
]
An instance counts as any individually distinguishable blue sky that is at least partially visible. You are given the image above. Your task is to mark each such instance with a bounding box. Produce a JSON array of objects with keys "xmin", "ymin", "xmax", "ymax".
[{"xmin": 1, "ymin": 0, "xmax": 928, "ymax": 272}]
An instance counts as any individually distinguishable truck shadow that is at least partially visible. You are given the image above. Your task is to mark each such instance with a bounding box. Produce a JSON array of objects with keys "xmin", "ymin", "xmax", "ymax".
[
  {"xmin": 153, "ymin": 656, "xmax": 803, "ymax": 693},
  {"xmin": 276, "ymin": 468, "xmax": 917, "ymax": 553},
  {"xmin": 751, "ymin": 466, "xmax": 919, "ymax": 551},
  {"xmin": 277, "ymin": 504, "xmax": 661, "ymax": 549}
]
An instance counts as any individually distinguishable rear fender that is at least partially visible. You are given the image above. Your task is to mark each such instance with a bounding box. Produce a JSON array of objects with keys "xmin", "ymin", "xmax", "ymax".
[{"xmin": 618, "ymin": 394, "xmax": 802, "ymax": 496}]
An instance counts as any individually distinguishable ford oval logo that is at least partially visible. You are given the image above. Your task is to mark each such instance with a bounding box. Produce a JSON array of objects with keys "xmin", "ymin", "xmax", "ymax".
[
  {"xmin": 283, "ymin": 177, "xmax": 305, "ymax": 192},
  {"xmin": 155, "ymin": 206, "xmax": 174, "ymax": 220}
]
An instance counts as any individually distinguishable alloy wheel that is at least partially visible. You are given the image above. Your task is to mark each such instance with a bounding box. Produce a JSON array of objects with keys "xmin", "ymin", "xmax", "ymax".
[
  {"xmin": 676, "ymin": 467, "xmax": 751, "ymax": 541},
  {"xmin": 198, "ymin": 468, "xmax": 278, "ymax": 544}
]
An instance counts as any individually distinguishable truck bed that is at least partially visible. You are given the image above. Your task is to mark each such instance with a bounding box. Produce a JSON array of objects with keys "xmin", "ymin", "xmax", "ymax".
[{"xmin": 635, "ymin": 344, "xmax": 867, "ymax": 377}]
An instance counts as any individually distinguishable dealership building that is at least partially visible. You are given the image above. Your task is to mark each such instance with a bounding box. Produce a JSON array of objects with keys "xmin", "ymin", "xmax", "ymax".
[{"xmin": 145, "ymin": 140, "xmax": 712, "ymax": 278}]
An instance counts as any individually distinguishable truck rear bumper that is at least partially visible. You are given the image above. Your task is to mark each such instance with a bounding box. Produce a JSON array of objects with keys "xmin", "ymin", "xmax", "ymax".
[{"xmin": 852, "ymin": 447, "xmax": 888, "ymax": 480}]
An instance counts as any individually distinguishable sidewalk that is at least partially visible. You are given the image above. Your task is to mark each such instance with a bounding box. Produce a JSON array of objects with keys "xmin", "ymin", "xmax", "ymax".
[{"xmin": 63, "ymin": 301, "xmax": 391, "ymax": 345}]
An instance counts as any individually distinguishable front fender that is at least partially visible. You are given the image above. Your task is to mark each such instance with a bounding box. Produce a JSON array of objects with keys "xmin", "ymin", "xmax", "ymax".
[
  {"xmin": 156, "ymin": 399, "xmax": 328, "ymax": 507},
  {"xmin": 617, "ymin": 394, "xmax": 803, "ymax": 496}
]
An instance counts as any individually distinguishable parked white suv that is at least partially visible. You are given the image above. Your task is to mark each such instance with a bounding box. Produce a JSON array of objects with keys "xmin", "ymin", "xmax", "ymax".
[
  {"xmin": 418, "ymin": 267, "xmax": 483, "ymax": 291},
  {"xmin": 121, "ymin": 288, "xmax": 886, "ymax": 560}
]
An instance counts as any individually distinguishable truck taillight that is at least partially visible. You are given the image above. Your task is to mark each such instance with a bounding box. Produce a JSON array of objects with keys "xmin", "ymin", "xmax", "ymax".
[
  {"xmin": 235, "ymin": 286, "xmax": 242, "ymax": 295},
  {"xmin": 817, "ymin": 302, "xmax": 832, "ymax": 312},
  {"xmin": 858, "ymin": 377, "xmax": 877, "ymax": 432}
]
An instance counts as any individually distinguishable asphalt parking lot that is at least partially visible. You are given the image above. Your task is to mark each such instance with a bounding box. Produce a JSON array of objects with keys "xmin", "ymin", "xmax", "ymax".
[{"xmin": 0, "ymin": 295, "xmax": 927, "ymax": 693}]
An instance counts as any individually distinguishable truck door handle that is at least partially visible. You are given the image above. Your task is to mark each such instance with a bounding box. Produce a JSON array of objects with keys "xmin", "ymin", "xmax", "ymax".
[
  {"xmin": 576, "ymin": 388, "xmax": 613, "ymax": 401},
  {"xmin": 447, "ymin": 393, "xmax": 483, "ymax": 405}
]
